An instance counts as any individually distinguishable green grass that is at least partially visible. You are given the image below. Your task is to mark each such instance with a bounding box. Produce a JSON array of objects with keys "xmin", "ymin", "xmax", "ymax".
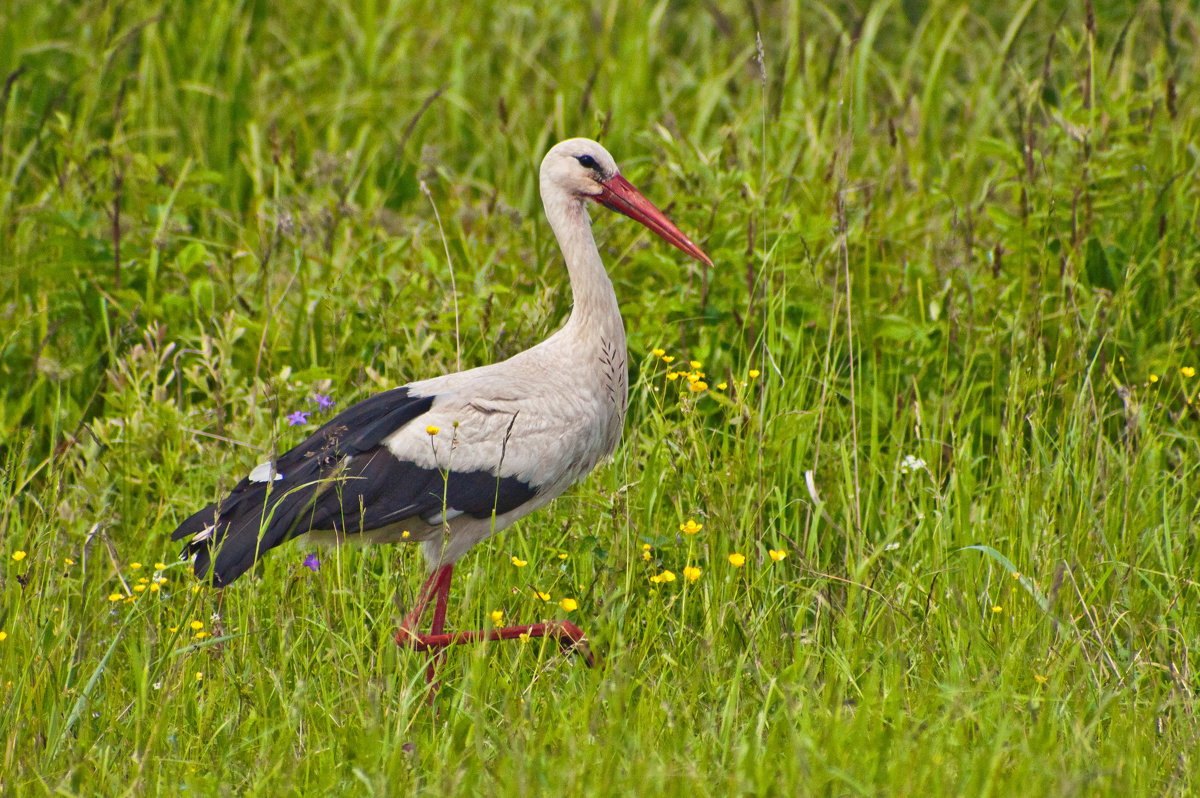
[{"xmin": 2, "ymin": 1, "xmax": 1199, "ymax": 794}]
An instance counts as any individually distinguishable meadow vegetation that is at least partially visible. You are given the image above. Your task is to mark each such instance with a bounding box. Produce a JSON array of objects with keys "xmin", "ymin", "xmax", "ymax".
[{"xmin": 1, "ymin": 1, "xmax": 1198, "ymax": 794}]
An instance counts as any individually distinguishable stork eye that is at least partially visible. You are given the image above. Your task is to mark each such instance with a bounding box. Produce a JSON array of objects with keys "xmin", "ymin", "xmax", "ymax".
[{"xmin": 575, "ymin": 154, "xmax": 600, "ymax": 171}]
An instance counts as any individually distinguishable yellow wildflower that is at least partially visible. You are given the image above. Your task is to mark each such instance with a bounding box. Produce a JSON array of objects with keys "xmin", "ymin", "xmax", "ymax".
[
  {"xmin": 64, "ymin": 558, "xmax": 75, "ymax": 566},
  {"xmin": 195, "ymin": 671, "xmax": 203, "ymax": 681},
  {"xmin": 194, "ymin": 631, "xmax": 208, "ymax": 639},
  {"xmin": 992, "ymin": 606, "xmax": 1002, "ymax": 613},
  {"xmin": 683, "ymin": 566, "xmax": 701, "ymax": 582},
  {"xmin": 768, "ymin": 549, "xmax": 787, "ymax": 562},
  {"xmin": 149, "ymin": 583, "xmax": 160, "ymax": 593},
  {"xmin": 426, "ymin": 425, "xmax": 440, "ymax": 435},
  {"xmin": 401, "ymin": 530, "xmax": 410, "ymax": 539},
  {"xmin": 1034, "ymin": 674, "xmax": 1048, "ymax": 684},
  {"xmin": 130, "ymin": 562, "xmax": 142, "ymax": 570},
  {"xmin": 687, "ymin": 381, "xmax": 708, "ymax": 393},
  {"xmin": 133, "ymin": 584, "xmax": 147, "ymax": 593},
  {"xmin": 662, "ymin": 355, "xmax": 675, "ymax": 364},
  {"xmin": 748, "ymin": 369, "xmax": 760, "ymax": 379},
  {"xmin": 11, "ymin": 551, "xmax": 26, "ymax": 562},
  {"xmin": 518, "ymin": 633, "xmax": 530, "ymax": 644},
  {"xmin": 728, "ymin": 553, "xmax": 746, "ymax": 568},
  {"xmin": 557, "ymin": 553, "xmax": 568, "ymax": 560},
  {"xmin": 679, "ymin": 519, "xmax": 703, "ymax": 535},
  {"xmin": 108, "ymin": 593, "xmax": 122, "ymax": 602},
  {"xmin": 190, "ymin": 620, "xmax": 204, "ymax": 631},
  {"xmin": 154, "ymin": 562, "xmax": 166, "ymax": 570},
  {"xmin": 649, "ymin": 570, "xmax": 676, "ymax": 584},
  {"xmin": 559, "ymin": 598, "xmax": 578, "ymax": 611},
  {"xmin": 510, "ymin": 556, "xmax": 527, "ymax": 567},
  {"xmin": 490, "ymin": 610, "xmax": 504, "ymax": 626},
  {"xmin": 716, "ymin": 382, "xmax": 727, "ymax": 390},
  {"xmin": 536, "ymin": 591, "xmax": 551, "ymax": 602},
  {"xmin": 690, "ymin": 360, "xmax": 702, "ymax": 369},
  {"xmin": 642, "ymin": 550, "xmax": 652, "ymax": 561},
  {"xmin": 1182, "ymin": 366, "xmax": 1196, "ymax": 378},
  {"xmin": 652, "ymin": 348, "xmax": 666, "ymax": 357},
  {"xmin": 0, "ymin": 631, "xmax": 7, "ymax": 642},
  {"xmin": 666, "ymin": 371, "xmax": 680, "ymax": 381},
  {"xmin": 1149, "ymin": 374, "xmax": 1159, "ymax": 383}
]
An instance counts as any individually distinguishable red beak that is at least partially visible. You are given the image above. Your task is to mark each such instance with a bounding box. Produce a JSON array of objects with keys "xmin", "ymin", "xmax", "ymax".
[{"xmin": 591, "ymin": 174, "xmax": 713, "ymax": 267}]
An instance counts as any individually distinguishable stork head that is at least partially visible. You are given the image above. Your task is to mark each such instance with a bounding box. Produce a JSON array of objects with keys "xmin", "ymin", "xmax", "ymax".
[{"xmin": 541, "ymin": 138, "xmax": 713, "ymax": 266}]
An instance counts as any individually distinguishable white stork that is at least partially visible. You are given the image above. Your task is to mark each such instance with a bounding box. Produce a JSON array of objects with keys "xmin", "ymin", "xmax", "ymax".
[{"xmin": 172, "ymin": 137, "xmax": 712, "ymax": 670}]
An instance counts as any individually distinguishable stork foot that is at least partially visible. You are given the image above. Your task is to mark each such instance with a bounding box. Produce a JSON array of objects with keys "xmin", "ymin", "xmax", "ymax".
[
  {"xmin": 394, "ymin": 619, "xmax": 596, "ymax": 667},
  {"xmin": 396, "ymin": 563, "xmax": 595, "ymax": 702}
]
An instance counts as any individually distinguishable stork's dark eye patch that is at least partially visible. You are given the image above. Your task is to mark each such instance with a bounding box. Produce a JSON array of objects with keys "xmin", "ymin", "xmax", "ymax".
[{"xmin": 575, "ymin": 154, "xmax": 600, "ymax": 170}]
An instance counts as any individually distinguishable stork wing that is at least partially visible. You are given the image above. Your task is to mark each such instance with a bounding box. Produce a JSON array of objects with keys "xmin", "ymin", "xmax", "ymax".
[{"xmin": 171, "ymin": 386, "xmax": 535, "ymax": 586}]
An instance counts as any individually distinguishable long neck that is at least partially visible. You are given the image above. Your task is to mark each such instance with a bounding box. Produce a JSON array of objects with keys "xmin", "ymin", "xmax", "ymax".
[{"xmin": 541, "ymin": 184, "xmax": 624, "ymax": 341}]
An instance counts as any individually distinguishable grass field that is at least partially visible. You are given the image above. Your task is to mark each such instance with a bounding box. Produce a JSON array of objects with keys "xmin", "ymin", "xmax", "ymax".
[{"xmin": 2, "ymin": 1, "xmax": 1199, "ymax": 794}]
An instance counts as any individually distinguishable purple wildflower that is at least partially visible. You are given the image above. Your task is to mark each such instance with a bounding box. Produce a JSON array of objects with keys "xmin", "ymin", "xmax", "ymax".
[
  {"xmin": 286, "ymin": 410, "xmax": 310, "ymax": 426},
  {"xmin": 303, "ymin": 553, "xmax": 320, "ymax": 572},
  {"xmin": 311, "ymin": 393, "xmax": 336, "ymax": 411}
]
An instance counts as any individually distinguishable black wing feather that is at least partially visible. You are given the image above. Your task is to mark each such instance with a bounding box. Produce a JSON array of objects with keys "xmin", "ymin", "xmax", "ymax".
[
  {"xmin": 171, "ymin": 386, "xmax": 537, "ymax": 587},
  {"xmin": 304, "ymin": 451, "xmax": 535, "ymax": 532},
  {"xmin": 172, "ymin": 387, "xmax": 434, "ymax": 585}
]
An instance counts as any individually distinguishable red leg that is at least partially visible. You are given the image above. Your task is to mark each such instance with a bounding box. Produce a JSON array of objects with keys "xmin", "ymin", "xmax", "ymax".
[
  {"xmin": 408, "ymin": 620, "xmax": 594, "ymax": 666},
  {"xmin": 395, "ymin": 564, "xmax": 595, "ymax": 673},
  {"xmin": 425, "ymin": 565, "xmax": 453, "ymax": 688},
  {"xmin": 427, "ymin": 565, "xmax": 452, "ymax": 636},
  {"xmin": 395, "ymin": 564, "xmax": 455, "ymax": 688},
  {"xmin": 399, "ymin": 563, "xmax": 453, "ymax": 635}
]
